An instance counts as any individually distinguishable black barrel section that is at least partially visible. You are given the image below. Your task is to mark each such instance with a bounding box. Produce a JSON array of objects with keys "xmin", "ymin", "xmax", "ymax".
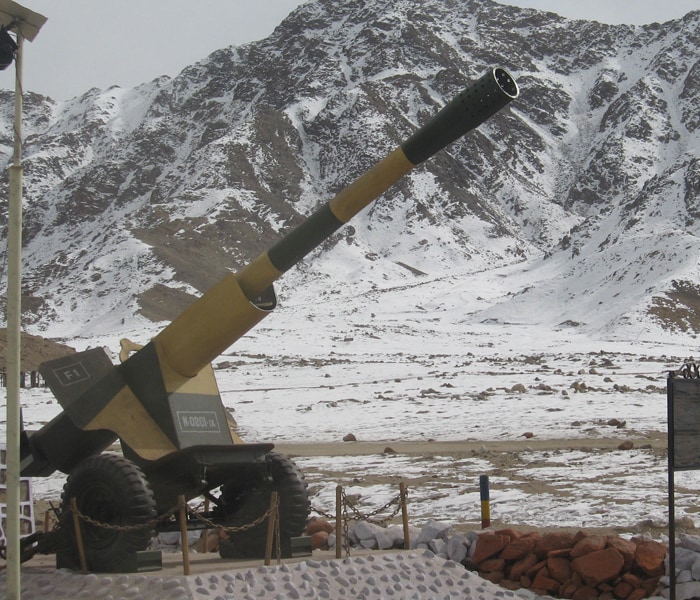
[
  {"xmin": 401, "ymin": 67, "xmax": 518, "ymax": 166},
  {"xmin": 267, "ymin": 203, "xmax": 344, "ymax": 274}
]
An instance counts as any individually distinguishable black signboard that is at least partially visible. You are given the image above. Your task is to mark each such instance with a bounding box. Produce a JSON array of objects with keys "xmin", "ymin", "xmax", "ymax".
[
  {"xmin": 669, "ymin": 376, "xmax": 700, "ymax": 471},
  {"xmin": 667, "ymin": 369, "xmax": 700, "ymax": 600}
]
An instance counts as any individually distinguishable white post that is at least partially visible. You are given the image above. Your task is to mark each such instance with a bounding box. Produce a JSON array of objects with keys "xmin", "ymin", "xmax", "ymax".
[{"xmin": 5, "ymin": 30, "xmax": 24, "ymax": 600}]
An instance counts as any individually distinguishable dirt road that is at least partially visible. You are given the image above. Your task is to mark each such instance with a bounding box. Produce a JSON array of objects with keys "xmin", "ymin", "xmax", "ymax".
[{"xmin": 274, "ymin": 432, "xmax": 667, "ymax": 457}]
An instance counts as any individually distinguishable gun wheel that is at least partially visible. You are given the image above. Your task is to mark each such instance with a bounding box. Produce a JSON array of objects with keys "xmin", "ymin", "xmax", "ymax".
[
  {"xmin": 58, "ymin": 453, "xmax": 156, "ymax": 572},
  {"xmin": 218, "ymin": 452, "xmax": 310, "ymax": 559}
]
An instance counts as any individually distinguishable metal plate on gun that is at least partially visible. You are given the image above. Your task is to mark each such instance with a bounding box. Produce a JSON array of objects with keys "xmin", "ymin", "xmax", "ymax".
[
  {"xmin": 169, "ymin": 394, "xmax": 233, "ymax": 447},
  {"xmin": 39, "ymin": 348, "xmax": 117, "ymax": 410}
]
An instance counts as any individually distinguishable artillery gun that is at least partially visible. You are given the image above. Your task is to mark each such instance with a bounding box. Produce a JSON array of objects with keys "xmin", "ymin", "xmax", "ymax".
[{"xmin": 18, "ymin": 67, "xmax": 518, "ymax": 571}]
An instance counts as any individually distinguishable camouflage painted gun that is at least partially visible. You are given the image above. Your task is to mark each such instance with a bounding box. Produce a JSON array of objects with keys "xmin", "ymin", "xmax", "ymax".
[{"xmin": 20, "ymin": 67, "xmax": 518, "ymax": 571}]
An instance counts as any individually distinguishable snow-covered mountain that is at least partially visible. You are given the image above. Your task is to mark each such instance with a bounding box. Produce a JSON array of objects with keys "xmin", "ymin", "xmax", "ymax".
[{"xmin": 0, "ymin": 0, "xmax": 699, "ymax": 345}]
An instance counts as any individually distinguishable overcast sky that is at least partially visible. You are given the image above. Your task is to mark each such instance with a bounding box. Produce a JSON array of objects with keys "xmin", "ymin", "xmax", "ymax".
[{"xmin": 4, "ymin": 0, "xmax": 700, "ymax": 101}]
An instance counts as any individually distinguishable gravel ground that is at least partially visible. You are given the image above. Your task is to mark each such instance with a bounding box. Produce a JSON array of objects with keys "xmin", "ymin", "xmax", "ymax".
[{"xmin": 1, "ymin": 549, "xmax": 549, "ymax": 600}]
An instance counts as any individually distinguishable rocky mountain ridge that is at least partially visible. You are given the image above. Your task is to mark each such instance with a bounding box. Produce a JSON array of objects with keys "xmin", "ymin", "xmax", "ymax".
[{"xmin": 0, "ymin": 0, "xmax": 698, "ymax": 343}]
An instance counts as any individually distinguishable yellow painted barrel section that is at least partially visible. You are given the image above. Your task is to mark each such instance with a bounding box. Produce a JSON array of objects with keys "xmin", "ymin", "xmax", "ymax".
[
  {"xmin": 328, "ymin": 148, "xmax": 414, "ymax": 223},
  {"xmin": 154, "ymin": 274, "xmax": 273, "ymax": 377}
]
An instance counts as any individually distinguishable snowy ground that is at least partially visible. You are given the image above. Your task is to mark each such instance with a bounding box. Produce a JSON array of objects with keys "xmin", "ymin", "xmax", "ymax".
[{"xmin": 8, "ymin": 286, "xmax": 699, "ymax": 535}]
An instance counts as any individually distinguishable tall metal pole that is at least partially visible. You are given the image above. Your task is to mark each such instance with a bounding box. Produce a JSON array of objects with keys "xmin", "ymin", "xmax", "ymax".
[
  {"xmin": 6, "ymin": 29, "xmax": 24, "ymax": 600},
  {"xmin": 667, "ymin": 373, "xmax": 676, "ymax": 600}
]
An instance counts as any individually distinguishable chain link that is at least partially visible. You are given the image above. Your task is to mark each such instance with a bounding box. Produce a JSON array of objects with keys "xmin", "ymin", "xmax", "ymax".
[
  {"xmin": 309, "ymin": 504, "xmax": 336, "ymax": 520},
  {"xmin": 309, "ymin": 485, "xmax": 408, "ymax": 558},
  {"xmin": 310, "ymin": 487, "xmax": 406, "ymax": 525},
  {"xmin": 69, "ymin": 498, "xmax": 276, "ymax": 537},
  {"xmin": 341, "ymin": 489, "xmax": 403, "ymax": 525},
  {"xmin": 184, "ymin": 503, "xmax": 273, "ymax": 534},
  {"xmin": 74, "ymin": 505, "xmax": 179, "ymax": 532}
]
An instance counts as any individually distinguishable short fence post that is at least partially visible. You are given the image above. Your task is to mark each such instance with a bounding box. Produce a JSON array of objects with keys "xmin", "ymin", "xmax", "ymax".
[
  {"xmin": 399, "ymin": 482, "xmax": 410, "ymax": 549},
  {"xmin": 480, "ymin": 475, "xmax": 491, "ymax": 529},
  {"xmin": 264, "ymin": 491, "xmax": 279, "ymax": 566},
  {"xmin": 43, "ymin": 509, "xmax": 52, "ymax": 533},
  {"xmin": 203, "ymin": 497, "xmax": 210, "ymax": 553},
  {"xmin": 178, "ymin": 495, "xmax": 191, "ymax": 575},
  {"xmin": 69, "ymin": 497, "xmax": 88, "ymax": 573},
  {"xmin": 335, "ymin": 485, "xmax": 343, "ymax": 559}
]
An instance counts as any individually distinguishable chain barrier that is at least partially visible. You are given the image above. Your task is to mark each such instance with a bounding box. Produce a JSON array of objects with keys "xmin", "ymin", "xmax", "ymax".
[
  {"xmin": 310, "ymin": 490, "xmax": 404, "ymax": 525},
  {"xmin": 29, "ymin": 498, "xmax": 275, "ymax": 541},
  {"xmin": 342, "ymin": 488, "xmax": 404, "ymax": 525},
  {"xmin": 74, "ymin": 505, "xmax": 180, "ymax": 532},
  {"xmin": 9, "ymin": 485, "xmax": 405, "ymax": 564},
  {"xmin": 310, "ymin": 504, "xmax": 335, "ymax": 520},
  {"xmin": 310, "ymin": 485, "xmax": 409, "ymax": 558},
  {"xmin": 311, "ymin": 490, "xmax": 408, "ymax": 525},
  {"xmin": 184, "ymin": 503, "xmax": 274, "ymax": 535}
]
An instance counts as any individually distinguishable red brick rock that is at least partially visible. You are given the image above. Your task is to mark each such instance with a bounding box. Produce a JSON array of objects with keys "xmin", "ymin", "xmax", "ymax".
[
  {"xmin": 527, "ymin": 559, "xmax": 548, "ymax": 577},
  {"xmin": 572, "ymin": 547, "xmax": 624, "ymax": 586},
  {"xmin": 501, "ymin": 536, "xmax": 537, "ymax": 560},
  {"xmin": 573, "ymin": 530, "xmax": 588, "ymax": 544},
  {"xmin": 480, "ymin": 529, "xmax": 669, "ymax": 600},
  {"xmin": 310, "ymin": 531, "xmax": 329, "ymax": 550},
  {"xmin": 532, "ymin": 571, "xmax": 560, "ymax": 594},
  {"xmin": 572, "ymin": 585, "xmax": 599, "ymax": 600},
  {"xmin": 641, "ymin": 575, "xmax": 662, "ymax": 595},
  {"xmin": 473, "ymin": 533, "xmax": 509, "ymax": 564},
  {"xmin": 479, "ymin": 557, "xmax": 506, "ymax": 572},
  {"xmin": 481, "ymin": 570, "xmax": 505, "ymax": 584},
  {"xmin": 607, "ymin": 536, "xmax": 637, "ymax": 571},
  {"xmin": 561, "ymin": 581, "xmax": 578, "ymax": 599},
  {"xmin": 510, "ymin": 552, "xmax": 538, "ymax": 580},
  {"xmin": 499, "ymin": 579, "xmax": 522, "ymax": 591},
  {"xmin": 496, "ymin": 527, "xmax": 522, "ymax": 541},
  {"xmin": 536, "ymin": 566, "xmax": 551, "ymax": 578},
  {"xmin": 534, "ymin": 532, "xmax": 575, "ymax": 558},
  {"xmin": 633, "ymin": 539, "xmax": 666, "ymax": 576},
  {"xmin": 627, "ymin": 588, "xmax": 649, "ymax": 600},
  {"xmin": 306, "ymin": 518, "xmax": 334, "ymax": 535},
  {"xmin": 620, "ymin": 572, "xmax": 642, "ymax": 588},
  {"xmin": 612, "ymin": 580, "xmax": 634, "ymax": 599},
  {"xmin": 548, "ymin": 556, "xmax": 572, "ymax": 583},
  {"xmin": 571, "ymin": 534, "xmax": 607, "ymax": 558}
]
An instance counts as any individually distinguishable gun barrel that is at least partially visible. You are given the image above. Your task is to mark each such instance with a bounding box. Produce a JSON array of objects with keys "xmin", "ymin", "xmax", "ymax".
[
  {"xmin": 156, "ymin": 67, "xmax": 518, "ymax": 377},
  {"xmin": 237, "ymin": 66, "xmax": 518, "ymax": 299}
]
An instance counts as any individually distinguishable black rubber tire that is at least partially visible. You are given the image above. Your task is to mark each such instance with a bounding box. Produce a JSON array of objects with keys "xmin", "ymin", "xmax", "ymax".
[
  {"xmin": 218, "ymin": 452, "xmax": 310, "ymax": 559},
  {"xmin": 58, "ymin": 453, "xmax": 156, "ymax": 572}
]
